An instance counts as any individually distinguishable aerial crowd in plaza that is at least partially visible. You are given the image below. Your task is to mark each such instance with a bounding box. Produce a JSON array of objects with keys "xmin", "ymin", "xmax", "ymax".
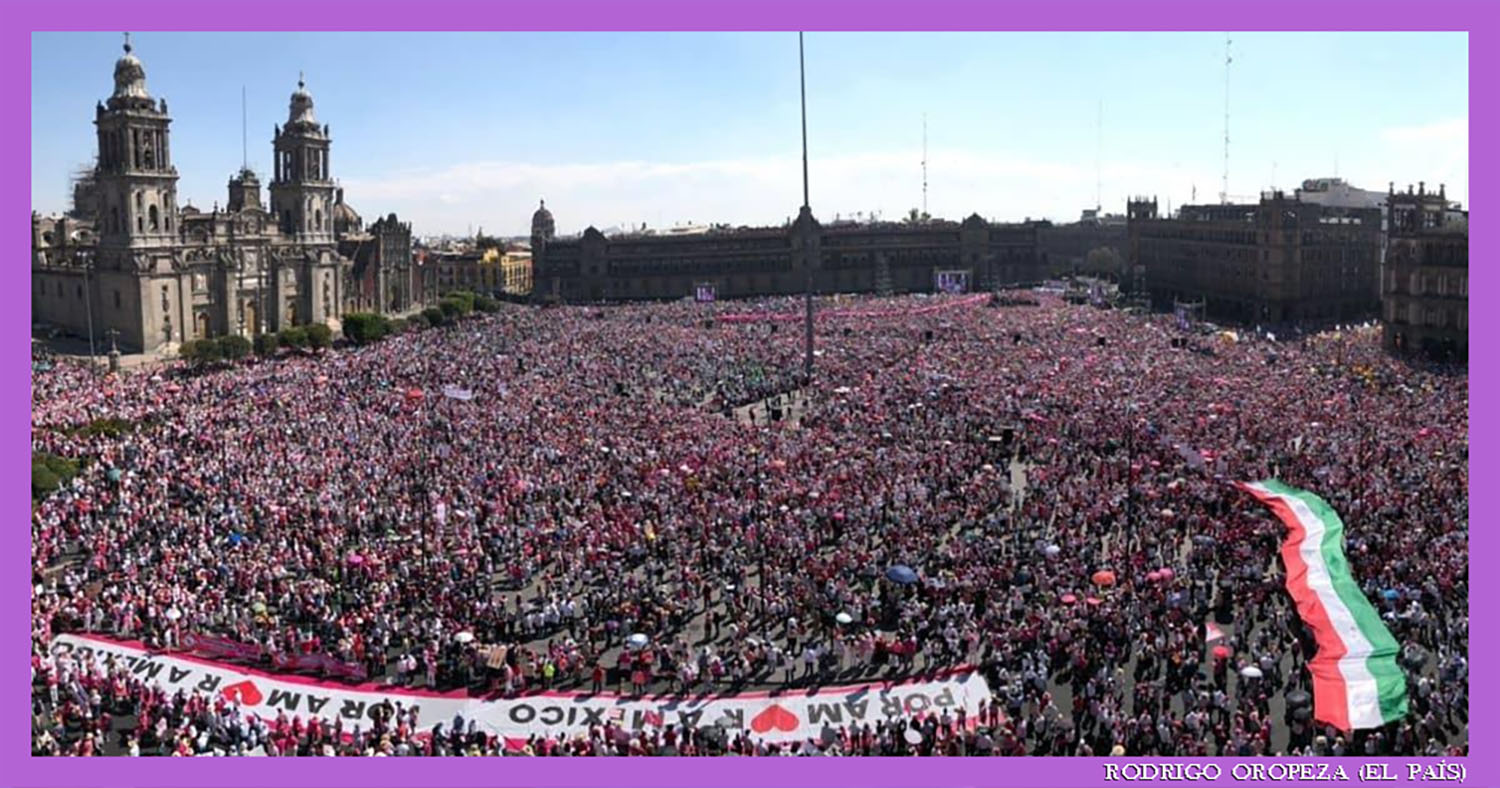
[{"xmin": 30, "ymin": 291, "xmax": 1468, "ymax": 757}]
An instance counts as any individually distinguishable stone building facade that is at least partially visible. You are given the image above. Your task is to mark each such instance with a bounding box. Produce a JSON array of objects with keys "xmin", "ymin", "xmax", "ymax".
[
  {"xmin": 1127, "ymin": 191, "xmax": 1383, "ymax": 328},
  {"xmin": 336, "ymin": 193, "xmax": 416, "ymax": 315},
  {"xmin": 1381, "ymin": 183, "xmax": 1467, "ymax": 360},
  {"xmin": 1039, "ymin": 210, "xmax": 1128, "ymax": 281},
  {"xmin": 530, "ymin": 203, "xmax": 1048, "ymax": 303},
  {"xmin": 31, "ymin": 39, "xmax": 408, "ymax": 353}
]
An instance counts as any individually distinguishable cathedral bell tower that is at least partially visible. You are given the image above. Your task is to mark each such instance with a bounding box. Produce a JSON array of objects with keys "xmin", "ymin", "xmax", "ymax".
[
  {"xmin": 94, "ymin": 33, "xmax": 179, "ymax": 252},
  {"xmin": 269, "ymin": 73, "xmax": 335, "ymax": 243}
]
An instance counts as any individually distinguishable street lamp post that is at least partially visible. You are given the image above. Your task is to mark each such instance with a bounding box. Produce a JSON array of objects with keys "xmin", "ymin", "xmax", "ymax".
[
  {"xmin": 81, "ymin": 251, "xmax": 98, "ymax": 365},
  {"xmin": 106, "ymin": 328, "xmax": 121, "ymax": 373}
]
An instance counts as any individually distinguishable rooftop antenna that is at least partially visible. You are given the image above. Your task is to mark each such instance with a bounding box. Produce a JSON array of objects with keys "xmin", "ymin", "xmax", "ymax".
[
  {"xmin": 1095, "ymin": 98, "xmax": 1103, "ymax": 211},
  {"xmin": 241, "ymin": 85, "xmax": 248, "ymax": 171},
  {"xmin": 1220, "ymin": 33, "xmax": 1232, "ymax": 205},
  {"xmin": 922, "ymin": 112, "xmax": 928, "ymax": 217},
  {"xmin": 1334, "ymin": 153, "xmax": 1339, "ymax": 179}
]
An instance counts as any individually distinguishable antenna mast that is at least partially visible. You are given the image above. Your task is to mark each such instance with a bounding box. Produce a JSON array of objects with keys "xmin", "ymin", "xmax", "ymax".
[
  {"xmin": 922, "ymin": 113, "xmax": 928, "ymax": 216},
  {"xmin": 1221, "ymin": 34, "xmax": 1232, "ymax": 205},
  {"xmin": 241, "ymin": 85, "xmax": 248, "ymax": 171}
]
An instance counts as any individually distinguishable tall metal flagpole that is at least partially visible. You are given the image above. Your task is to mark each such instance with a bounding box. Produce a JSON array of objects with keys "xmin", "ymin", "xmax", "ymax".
[{"xmin": 800, "ymin": 32, "xmax": 813, "ymax": 384}]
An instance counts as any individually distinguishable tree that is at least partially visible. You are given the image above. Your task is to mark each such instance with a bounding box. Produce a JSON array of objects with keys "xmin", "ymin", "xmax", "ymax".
[
  {"xmin": 279, "ymin": 326, "xmax": 309, "ymax": 350},
  {"xmin": 32, "ymin": 452, "xmax": 80, "ymax": 500},
  {"xmin": 217, "ymin": 334, "xmax": 252, "ymax": 362},
  {"xmin": 422, "ymin": 307, "xmax": 448, "ymax": 327},
  {"xmin": 905, "ymin": 208, "xmax": 931, "ymax": 225},
  {"xmin": 305, "ymin": 323, "xmax": 333, "ymax": 350},
  {"xmin": 442, "ymin": 291, "xmax": 476, "ymax": 317},
  {"xmin": 474, "ymin": 295, "xmax": 500, "ymax": 313},
  {"xmin": 342, "ymin": 312, "xmax": 392, "ymax": 345},
  {"xmin": 405, "ymin": 312, "xmax": 429, "ymax": 330},
  {"xmin": 78, "ymin": 417, "xmax": 134, "ymax": 439},
  {"xmin": 253, "ymin": 332, "xmax": 280, "ymax": 357},
  {"xmin": 179, "ymin": 339, "xmax": 222, "ymax": 366},
  {"xmin": 389, "ymin": 318, "xmax": 409, "ymax": 334}
]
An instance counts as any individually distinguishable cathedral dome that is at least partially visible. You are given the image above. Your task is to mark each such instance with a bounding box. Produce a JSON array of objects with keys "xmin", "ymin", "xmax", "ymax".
[
  {"xmin": 288, "ymin": 73, "xmax": 318, "ymax": 126},
  {"xmin": 531, "ymin": 199, "xmax": 555, "ymax": 241},
  {"xmin": 112, "ymin": 34, "xmax": 150, "ymax": 101},
  {"xmin": 333, "ymin": 188, "xmax": 362, "ymax": 234}
]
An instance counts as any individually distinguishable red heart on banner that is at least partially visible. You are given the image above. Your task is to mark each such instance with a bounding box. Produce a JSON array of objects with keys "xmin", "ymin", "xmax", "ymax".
[
  {"xmin": 221, "ymin": 680, "xmax": 263, "ymax": 706},
  {"xmin": 750, "ymin": 703, "xmax": 800, "ymax": 734}
]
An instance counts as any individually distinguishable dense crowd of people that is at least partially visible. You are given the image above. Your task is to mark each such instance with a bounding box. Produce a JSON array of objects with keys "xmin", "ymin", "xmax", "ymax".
[{"xmin": 31, "ymin": 292, "xmax": 1467, "ymax": 756}]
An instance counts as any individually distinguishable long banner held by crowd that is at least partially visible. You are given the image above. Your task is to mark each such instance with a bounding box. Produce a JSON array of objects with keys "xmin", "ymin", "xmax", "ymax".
[
  {"xmin": 48, "ymin": 634, "xmax": 992, "ymax": 744},
  {"xmin": 1237, "ymin": 480, "xmax": 1409, "ymax": 732}
]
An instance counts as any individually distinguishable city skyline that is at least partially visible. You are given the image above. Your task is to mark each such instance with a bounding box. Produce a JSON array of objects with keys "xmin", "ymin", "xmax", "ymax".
[{"xmin": 32, "ymin": 31, "xmax": 1468, "ymax": 237}]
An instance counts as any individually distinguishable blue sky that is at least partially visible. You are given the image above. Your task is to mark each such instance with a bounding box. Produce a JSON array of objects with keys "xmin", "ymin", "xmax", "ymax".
[{"xmin": 33, "ymin": 32, "xmax": 1467, "ymax": 237}]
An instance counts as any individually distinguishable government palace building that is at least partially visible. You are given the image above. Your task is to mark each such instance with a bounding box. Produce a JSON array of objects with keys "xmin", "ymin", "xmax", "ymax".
[{"xmin": 529, "ymin": 203, "xmax": 1063, "ymax": 304}]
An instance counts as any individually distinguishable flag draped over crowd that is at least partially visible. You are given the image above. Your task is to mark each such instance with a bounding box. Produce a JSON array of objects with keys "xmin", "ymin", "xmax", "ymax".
[{"xmin": 1237, "ymin": 480, "xmax": 1409, "ymax": 732}]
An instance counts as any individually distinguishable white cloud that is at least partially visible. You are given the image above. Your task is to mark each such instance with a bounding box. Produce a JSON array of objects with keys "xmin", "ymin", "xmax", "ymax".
[
  {"xmin": 1374, "ymin": 117, "xmax": 1469, "ymax": 207},
  {"xmin": 1380, "ymin": 117, "xmax": 1467, "ymax": 145},
  {"xmin": 337, "ymin": 128, "xmax": 1469, "ymax": 236}
]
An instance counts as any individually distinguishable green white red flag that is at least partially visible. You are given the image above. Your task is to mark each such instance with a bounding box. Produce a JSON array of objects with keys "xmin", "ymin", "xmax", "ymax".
[{"xmin": 1237, "ymin": 480, "xmax": 1408, "ymax": 731}]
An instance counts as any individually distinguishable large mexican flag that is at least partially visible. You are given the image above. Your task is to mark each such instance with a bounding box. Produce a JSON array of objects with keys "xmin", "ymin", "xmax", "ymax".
[{"xmin": 1237, "ymin": 480, "xmax": 1408, "ymax": 731}]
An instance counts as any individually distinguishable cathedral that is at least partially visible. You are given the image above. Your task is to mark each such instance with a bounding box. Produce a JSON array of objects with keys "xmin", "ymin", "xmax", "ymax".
[{"xmin": 32, "ymin": 36, "xmax": 415, "ymax": 353}]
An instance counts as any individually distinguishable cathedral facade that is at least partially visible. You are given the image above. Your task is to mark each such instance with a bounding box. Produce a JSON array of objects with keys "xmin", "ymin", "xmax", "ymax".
[{"xmin": 32, "ymin": 38, "xmax": 412, "ymax": 353}]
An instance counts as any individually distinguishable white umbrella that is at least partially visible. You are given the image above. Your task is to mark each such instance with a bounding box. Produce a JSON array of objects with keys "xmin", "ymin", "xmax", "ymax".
[
  {"xmin": 1239, "ymin": 665, "xmax": 1264, "ymax": 678},
  {"xmin": 455, "ymin": 631, "xmax": 475, "ymax": 644},
  {"xmin": 627, "ymin": 633, "xmax": 650, "ymax": 649},
  {"xmin": 835, "ymin": 612, "xmax": 854, "ymax": 625},
  {"xmin": 1043, "ymin": 544, "xmax": 1062, "ymax": 558},
  {"xmin": 903, "ymin": 728, "xmax": 923, "ymax": 745}
]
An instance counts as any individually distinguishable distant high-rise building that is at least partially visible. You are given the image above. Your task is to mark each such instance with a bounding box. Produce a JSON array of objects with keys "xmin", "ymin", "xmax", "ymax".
[{"xmin": 1382, "ymin": 182, "xmax": 1466, "ymax": 360}]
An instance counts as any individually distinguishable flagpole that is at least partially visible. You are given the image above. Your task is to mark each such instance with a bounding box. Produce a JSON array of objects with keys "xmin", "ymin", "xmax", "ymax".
[{"xmin": 800, "ymin": 32, "xmax": 813, "ymax": 385}]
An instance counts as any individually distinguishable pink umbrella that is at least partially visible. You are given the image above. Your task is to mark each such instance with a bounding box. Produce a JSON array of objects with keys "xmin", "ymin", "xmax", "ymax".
[
  {"xmin": 1212, "ymin": 645, "xmax": 1230, "ymax": 660},
  {"xmin": 1086, "ymin": 597, "xmax": 1103, "ymax": 606},
  {"xmin": 346, "ymin": 553, "xmax": 364, "ymax": 566},
  {"xmin": 1091, "ymin": 570, "xmax": 1116, "ymax": 587},
  {"xmin": 1159, "ymin": 568, "xmax": 1175, "ymax": 581},
  {"xmin": 1146, "ymin": 571, "xmax": 1162, "ymax": 582},
  {"xmin": 1060, "ymin": 593, "xmax": 1077, "ymax": 604}
]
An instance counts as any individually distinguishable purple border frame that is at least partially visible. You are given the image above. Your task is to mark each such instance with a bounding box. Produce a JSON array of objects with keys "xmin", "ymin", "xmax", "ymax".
[{"xmin": 7, "ymin": 2, "xmax": 1487, "ymax": 786}]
